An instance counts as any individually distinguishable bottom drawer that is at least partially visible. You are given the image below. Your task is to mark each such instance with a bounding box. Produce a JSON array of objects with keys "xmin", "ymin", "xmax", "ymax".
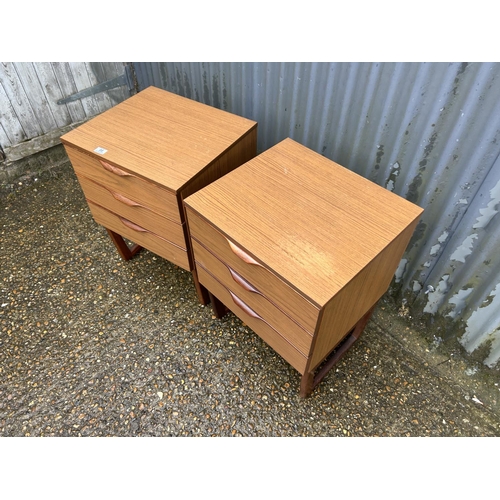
[
  {"xmin": 197, "ymin": 264, "xmax": 308, "ymax": 374},
  {"xmin": 88, "ymin": 201, "xmax": 190, "ymax": 271}
]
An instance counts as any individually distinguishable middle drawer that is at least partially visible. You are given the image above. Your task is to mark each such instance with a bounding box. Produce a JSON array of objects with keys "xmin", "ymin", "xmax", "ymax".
[{"xmin": 78, "ymin": 175, "xmax": 186, "ymax": 249}]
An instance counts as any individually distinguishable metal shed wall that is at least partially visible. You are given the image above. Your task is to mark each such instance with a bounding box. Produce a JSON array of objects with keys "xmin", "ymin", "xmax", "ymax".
[{"xmin": 134, "ymin": 62, "xmax": 500, "ymax": 367}]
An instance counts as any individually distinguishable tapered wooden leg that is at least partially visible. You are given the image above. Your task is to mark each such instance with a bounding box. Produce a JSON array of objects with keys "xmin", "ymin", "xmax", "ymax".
[
  {"xmin": 300, "ymin": 372, "xmax": 315, "ymax": 398},
  {"xmin": 299, "ymin": 305, "xmax": 376, "ymax": 398},
  {"xmin": 191, "ymin": 269, "xmax": 210, "ymax": 305},
  {"xmin": 106, "ymin": 229, "xmax": 142, "ymax": 261},
  {"xmin": 209, "ymin": 292, "xmax": 228, "ymax": 319}
]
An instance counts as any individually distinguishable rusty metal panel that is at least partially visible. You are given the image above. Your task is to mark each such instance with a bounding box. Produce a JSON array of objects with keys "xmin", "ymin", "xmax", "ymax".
[{"xmin": 134, "ymin": 62, "xmax": 500, "ymax": 367}]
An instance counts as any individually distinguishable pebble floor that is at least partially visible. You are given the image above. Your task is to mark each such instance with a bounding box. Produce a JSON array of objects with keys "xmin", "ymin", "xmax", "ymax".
[{"xmin": 1, "ymin": 165, "xmax": 500, "ymax": 437}]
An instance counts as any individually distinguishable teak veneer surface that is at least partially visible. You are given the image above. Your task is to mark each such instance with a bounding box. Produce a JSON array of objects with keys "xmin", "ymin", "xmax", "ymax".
[
  {"xmin": 186, "ymin": 208, "xmax": 320, "ymax": 333},
  {"xmin": 61, "ymin": 86, "xmax": 257, "ymax": 192},
  {"xmin": 185, "ymin": 138, "xmax": 424, "ymax": 307},
  {"xmin": 61, "ymin": 86, "xmax": 257, "ymax": 305},
  {"xmin": 77, "ymin": 176, "xmax": 185, "ymax": 247},
  {"xmin": 87, "ymin": 201, "xmax": 190, "ymax": 270},
  {"xmin": 196, "ymin": 265, "xmax": 309, "ymax": 373},
  {"xmin": 65, "ymin": 146, "xmax": 181, "ymax": 223},
  {"xmin": 191, "ymin": 238, "xmax": 314, "ymax": 355}
]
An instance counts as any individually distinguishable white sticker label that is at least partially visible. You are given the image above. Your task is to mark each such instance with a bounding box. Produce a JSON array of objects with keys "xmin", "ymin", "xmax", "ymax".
[{"xmin": 94, "ymin": 147, "xmax": 108, "ymax": 155}]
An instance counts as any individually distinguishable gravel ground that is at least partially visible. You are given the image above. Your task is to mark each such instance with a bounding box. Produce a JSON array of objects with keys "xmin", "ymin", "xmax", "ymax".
[{"xmin": 1, "ymin": 161, "xmax": 500, "ymax": 437}]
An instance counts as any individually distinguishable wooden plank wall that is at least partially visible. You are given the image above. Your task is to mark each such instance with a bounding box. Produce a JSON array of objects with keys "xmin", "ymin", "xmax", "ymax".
[{"xmin": 0, "ymin": 62, "xmax": 131, "ymax": 163}]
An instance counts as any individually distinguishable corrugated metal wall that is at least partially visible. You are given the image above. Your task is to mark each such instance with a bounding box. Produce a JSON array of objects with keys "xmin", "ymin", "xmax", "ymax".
[{"xmin": 133, "ymin": 62, "xmax": 500, "ymax": 368}]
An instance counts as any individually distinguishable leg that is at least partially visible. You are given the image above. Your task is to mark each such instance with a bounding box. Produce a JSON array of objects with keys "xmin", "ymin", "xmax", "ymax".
[
  {"xmin": 299, "ymin": 305, "xmax": 376, "ymax": 398},
  {"xmin": 299, "ymin": 372, "xmax": 314, "ymax": 398},
  {"xmin": 106, "ymin": 229, "xmax": 142, "ymax": 261},
  {"xmin": 209, "ymin": 292, "xmax": 228, "ymax": 319},
  {"xmin": 191, "ymin": 269, "xmax": 210, "ymax": 306}
]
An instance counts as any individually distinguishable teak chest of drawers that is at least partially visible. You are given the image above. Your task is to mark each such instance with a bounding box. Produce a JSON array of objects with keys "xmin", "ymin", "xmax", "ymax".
[
  {"xmin": 184, "ymin": 138, "xmax": 424, "ymax": 397},
  {"xmin": 60, "ymin": 86, "xmax": 257, "ymax": 303}
]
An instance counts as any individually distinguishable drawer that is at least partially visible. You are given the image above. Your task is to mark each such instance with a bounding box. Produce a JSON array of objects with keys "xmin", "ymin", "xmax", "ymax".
[
  {"xmin": 65, "ymin": 145, "xmax": 181, "ymax": 223},
  {"xmin": 87, "ymin": 201, "xmax": 190, "ymax": 271},
  {"xmin": 197, "ymin": 264, "xmax": 308, "ymax": 374},
  {"xmin": 77, "ymin": 175, "xmax": 186, "ymax": 249},
  {"xmin": 192, "ymin": 238, "xmax": 313, "ymax": 355},
  {"xmin": 186, "ymin": 208, "xmax": 319, "ymax": 333}
]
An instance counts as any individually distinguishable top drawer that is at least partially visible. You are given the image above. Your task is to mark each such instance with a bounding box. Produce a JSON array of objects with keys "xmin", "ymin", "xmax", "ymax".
[
  {"xmin": 186, "ymin": 207, "xmax": 320, "ymax": 334},
  {"xmin": 65, "ymin": 145, "xmax": 181, "ymax": 224}
]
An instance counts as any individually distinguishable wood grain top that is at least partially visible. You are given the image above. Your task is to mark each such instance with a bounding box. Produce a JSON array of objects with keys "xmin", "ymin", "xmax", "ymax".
[
  {"xmin": 60, "ymin": 86, "xmax": 257, "ymax": 192},
  {"xmin": 184, "ymin": 138, "xmax": 424, "ymax": 306}
]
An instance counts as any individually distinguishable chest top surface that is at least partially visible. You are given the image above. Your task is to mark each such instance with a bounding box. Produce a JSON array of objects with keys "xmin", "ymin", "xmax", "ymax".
[
  {"xmin": 185, "ymin": 138, "xmax": 424, "ymax": 306},
  {"xmin": 60, "ymin": 86, "xmax": 257, "ymax": 192}
]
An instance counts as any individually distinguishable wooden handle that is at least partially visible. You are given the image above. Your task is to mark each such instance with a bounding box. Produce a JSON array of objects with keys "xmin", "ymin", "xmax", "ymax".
[
  {"xmin": 229, "ymin": 291, "xmax": 261, "ymax": 320},
  {"xmin": 111, "ymin": 190, "xmax": 142, "ymax": 207},
  {"xmin": 118, "ymin": 216, "xmax": 148, "ymax": 232},
  {"xmin": 99, "ymin": 160, "xmax": 132, "ymax": 177},
  {"xmin": 228, "ymin": 267, "xmax": 260, "ymax": 294},
  {"xmin": 226, "ymin": 239, "xmax": 262, "ymax": 267}
]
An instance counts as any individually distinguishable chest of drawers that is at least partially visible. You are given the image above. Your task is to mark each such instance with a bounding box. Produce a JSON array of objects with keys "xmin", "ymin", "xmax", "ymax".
[
  {"xmin": 184, "ymin": 138, "xmax": 424, "ymax": 396},
  {"xmin": 60, "ymin": 86, "xmax": 257, "ymax": 304}
]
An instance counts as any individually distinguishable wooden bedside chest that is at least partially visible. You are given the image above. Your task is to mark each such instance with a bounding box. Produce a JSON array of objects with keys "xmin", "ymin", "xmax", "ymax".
[
  {"xmin": 60, "ymin": 86, "xmax": 257, "ymax": 304},
  {"xmin": 184, "ymin": 138, "xmax": 424, "ymax": 396}
]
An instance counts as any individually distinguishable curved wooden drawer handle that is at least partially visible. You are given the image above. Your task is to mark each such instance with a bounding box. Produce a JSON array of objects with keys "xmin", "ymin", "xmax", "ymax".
[
  {"xmin": 99, "ymin": 160, "xmax": 132, "ymax": 177},
  {"xmin": 229, "ymin": 290, "xmax": 262, "ymax": 320},
  {"xmin": 118, "ymin": 216, "xmax": 148, "ymax": 232},
  {"xmin": 228, "ymin": 267, "xmax": 260, "ymax": 294},
  {"xmin": 111, "ymin": 190, "xmax": 142, "ymax": 207},
  {"xmin": 227, "ymin": 239, "xmax": 262, "ymax": 267}
]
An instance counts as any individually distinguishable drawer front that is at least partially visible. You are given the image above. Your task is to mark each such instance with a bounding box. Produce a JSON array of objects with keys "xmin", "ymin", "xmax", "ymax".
[
  {"xmin": 197, "ymin": 265, "xmax": 308, "ymax": 374},
  {"xmin": 65, "ymin": 145, "xmax": 181, "ymax": 223},
  {"xmin": 187, "ymin": 208, "xmax": 319, "ymax": 333},
  {"xmin": 87, "ymin": 201, "xmax": 190, "ymax": 271},
  {"xmin": 78, "ymin": 175, "xmax": 186, "ymax": 249},
  {"xmin": 192, "ymin": 239, "xmax": 313, "ymax": 355}
]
